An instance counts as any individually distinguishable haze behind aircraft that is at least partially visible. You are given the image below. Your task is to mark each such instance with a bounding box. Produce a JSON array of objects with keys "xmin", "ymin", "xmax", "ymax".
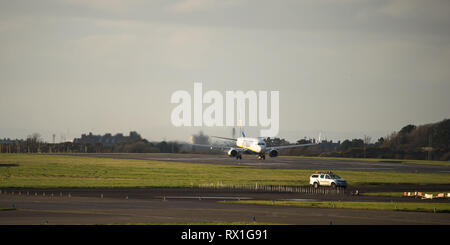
[{"xmin": 191, "ymin": 129, "xmax": 320, "ymax": 160}]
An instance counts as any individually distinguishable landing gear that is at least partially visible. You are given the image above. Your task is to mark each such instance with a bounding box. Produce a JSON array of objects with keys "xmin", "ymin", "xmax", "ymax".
[
  {"xmin": 257, "ymin": 154, "xmax": 266, "ymax": 160},
  {"xmin": 236, "ymin": 155, "xmax": 242, "ymax": 160}
]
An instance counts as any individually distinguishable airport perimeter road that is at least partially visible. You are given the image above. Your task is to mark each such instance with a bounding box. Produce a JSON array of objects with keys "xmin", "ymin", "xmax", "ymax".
[
  {"xmin": 66, "ymin": 153, "xmax": 450, "ymax": 173},
  {"xmin": 1, "ymin": 194, "xmax": 449, "ymax": 225}
]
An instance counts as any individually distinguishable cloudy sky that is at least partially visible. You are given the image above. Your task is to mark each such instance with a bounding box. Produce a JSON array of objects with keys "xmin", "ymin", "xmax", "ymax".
[{"xmin": 0, "ymin": 0, "xmax": 449, "ymax": 142}]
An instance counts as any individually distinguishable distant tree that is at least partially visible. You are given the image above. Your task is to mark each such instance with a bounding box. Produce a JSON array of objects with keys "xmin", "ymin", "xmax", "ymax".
[
  {"xmin": 353, "ymin": 139, "xmax": 364, "ymax": 146},
  {"xmin": 297, "ymin": 138, "xmax": 312, "ymax": 144},
  {"xmin": 265, "ymin": 137, "xmax": 289, "ymax": 147},
  {"xmin": 399, "ymin": 124, "xmax": 416, "ymax": 135},
  {"xmin": 375, "ymin": 137, "xmax": 384, "ymax": 146},
  {"xmin": 339, "ymin": 138, "xmax": 363, "ymax": 152},
  {"xmin": 363, "ymin": 135, "xmax": 372, "ymax": 145},
  {"xmin": 157, "ymin": 141, "xmax": 169, "ymax": 152},
  {"xmin": 431, "ymin": 119, "xmax": 450, "ymax": 151},
  {"xmin": 129, "ymin": 131, "xmax": 142, "ymax": 142},
  {"xmin": 339, "ymin": 139, "xmax": 352, "ymax": 151},
  {"xmin": 27, "ymin": 133, "xmax": 42, "ymax": 143},
  {"xmin": 363, "ymin": 135, "xmax": 372, "ymax": 158},
  {"xmin": 26, "ymin": 133, "xmax": 43, "ymax": 153}
]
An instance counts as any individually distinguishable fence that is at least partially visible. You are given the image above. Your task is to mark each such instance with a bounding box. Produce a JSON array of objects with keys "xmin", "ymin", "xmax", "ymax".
[{"xmin": 196, "ymin": 183, "xmax": 345, "ymax": 195}]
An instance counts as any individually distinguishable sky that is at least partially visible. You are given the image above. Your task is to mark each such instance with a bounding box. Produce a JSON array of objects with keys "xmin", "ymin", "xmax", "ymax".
[{"xmin": 0, "ymin": 0, "xmax": 449, "ymax": 143}]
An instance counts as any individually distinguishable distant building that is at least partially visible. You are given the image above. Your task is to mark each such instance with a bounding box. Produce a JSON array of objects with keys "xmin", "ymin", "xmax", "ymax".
[
  {"xmin": 73, "ymin": 131, "xmax": 142, "ymax": 146},
  {"xmin": 189, "ymin": 131, "xmax": 209, "ymax": 145},
  {"xmin": 0, "ymin": 138, "xmax": 18, "ymax": 144}
]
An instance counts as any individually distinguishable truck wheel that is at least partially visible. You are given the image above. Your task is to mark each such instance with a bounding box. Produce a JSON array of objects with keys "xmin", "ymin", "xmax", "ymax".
[{"xmin": 313, "ymin": 182, "xmax": 319, "ymax": 189}]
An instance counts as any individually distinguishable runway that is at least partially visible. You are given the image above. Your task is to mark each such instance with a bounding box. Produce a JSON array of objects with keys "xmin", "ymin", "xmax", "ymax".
[
  {"xmin": 66, "ymin": 153, "xmax": 450, "ymax": 173},
  {"xmin": 1, "ymin": 188, "xmax": 449, "ymax": 225}
]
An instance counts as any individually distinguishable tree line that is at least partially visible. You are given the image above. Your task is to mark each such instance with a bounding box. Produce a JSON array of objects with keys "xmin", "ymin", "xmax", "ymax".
[
  {"xmin": 0, "ymin": 132, "xmax": 180, "ymax": 154},
  {"xmin": 282, "ymin": 119, "xmax": 449, "ymax": 161},
  {"xmin": 0, "ymin": 119, "xmax": 448, "ymax": 160}
]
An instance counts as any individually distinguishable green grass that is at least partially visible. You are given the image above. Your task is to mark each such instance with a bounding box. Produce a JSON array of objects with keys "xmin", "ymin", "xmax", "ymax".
[
  {"xmin": 221, "ymin": 200, "xmax": 450, "ymax": 213},
  {"xmin": 362, "ymin": 192, "xmax": 450, "ymax": 198},
  {"xmin": 0, "ymin": 208, "xmax": 16, "ymax": 211},
  {"xmin": 0, "ymin": 154, "xmax": 449, "ymax": 188},
  {"xmin": 361, "ymin": 192, "xmax": 405, "ymax": 197},
  {"xmin": 106, "ymin": 222, "xmax": 281, "ymax": 225},
  {"xmin": 281, "ymin": 155, "xmax": 450, "ymax": 166}
]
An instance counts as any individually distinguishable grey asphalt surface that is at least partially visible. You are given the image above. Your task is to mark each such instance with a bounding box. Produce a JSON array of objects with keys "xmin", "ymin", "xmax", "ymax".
[
  {"xmin": 1, "ymin": 190, "xmax": 450, "ymax": 225},
  {"xmin": 66, "ymin": 153, "xmax": 450, "ymax": 173}
]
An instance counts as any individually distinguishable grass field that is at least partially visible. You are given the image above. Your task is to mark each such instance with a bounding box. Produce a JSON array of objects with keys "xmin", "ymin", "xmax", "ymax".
[
  {"xmin": 108, "ymin": 222, "xmax": 281, "ymax": 225},
  {"xmin": 362, "ymin": 192, "xmax": 450, "ymax": 198},
  {"xmin": 0, "ymin": 208, "xmax": 16, "ymax": 211},
  {"xmin": 221, "ymin": 200, "xmax": 450, "ymax": 213},
  {"xmin": 1, "ymin": 154, "xmax": 450, "ymax": 188},
  {"xmin": 281, "ymin": 155, "xmax": 450, "ymax": 166}
]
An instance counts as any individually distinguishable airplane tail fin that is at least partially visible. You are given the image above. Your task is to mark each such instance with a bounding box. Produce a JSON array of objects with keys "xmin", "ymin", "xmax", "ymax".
[
  {"xmin": 317, "ymin": 133, "xmax": 322, "ymax": 144},
  {"xmin": 238, "ymin": 119, "xmax": 245, "ymax": 137}
]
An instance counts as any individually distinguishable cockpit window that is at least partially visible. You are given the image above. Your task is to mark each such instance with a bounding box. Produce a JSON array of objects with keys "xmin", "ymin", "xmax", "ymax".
[{"xmin": 258, "ymin": 142, "xmax": 265, "ymax": 145}]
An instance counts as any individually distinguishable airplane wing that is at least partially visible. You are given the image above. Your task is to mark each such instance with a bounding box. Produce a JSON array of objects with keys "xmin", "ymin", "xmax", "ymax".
[
  {"xmin": 267, "ymin": 143, "xmax": 317, "ymax": 151},
  {"xmin": 182, "ymin": 143, "xmax": 249, "ymax": 153},
  {"xmin": 267, "ymin": 133, "xmax": 321, "ymax": 151},
  {"xmin": 183, "ymin": 143, "xmax": 231, "ymax": 151},
  {"xmin": 211, "ymin": 136, "xmax": 237, "ymax": 141}
]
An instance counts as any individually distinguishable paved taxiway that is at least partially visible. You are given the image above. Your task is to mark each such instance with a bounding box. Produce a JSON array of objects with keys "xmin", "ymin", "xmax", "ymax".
[
  {"xmin": 67, "ymin": 153, "xmax": 450, "ymax": 173},
  {"xmin": 1, "ymin": 190, "xmax": 449, "ymax": 225}
]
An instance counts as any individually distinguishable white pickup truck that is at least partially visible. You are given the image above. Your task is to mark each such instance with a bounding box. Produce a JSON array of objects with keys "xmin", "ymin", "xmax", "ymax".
[{"xmin": 310, "ymin": 172, "xmax": 347, "ymax": 189}]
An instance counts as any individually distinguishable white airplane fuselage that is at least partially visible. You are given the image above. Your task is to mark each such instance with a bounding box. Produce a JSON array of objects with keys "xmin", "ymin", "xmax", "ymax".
[
  {"xmin": 218, "ymin": 131, "xmax": 318, "ymax": 160},
  {"xmin": 236, "ymin": 137, "xmax": 266, "ymax": 154}
]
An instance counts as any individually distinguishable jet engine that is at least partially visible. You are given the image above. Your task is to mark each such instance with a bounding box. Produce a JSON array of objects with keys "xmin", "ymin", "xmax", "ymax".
[
  {"xmin": 227, "ymin": 149, "xmax": 238, "ymax": 157},
  {"xmin": 269, "ymin": 149, "xmax": 278, "ymax": 157}
]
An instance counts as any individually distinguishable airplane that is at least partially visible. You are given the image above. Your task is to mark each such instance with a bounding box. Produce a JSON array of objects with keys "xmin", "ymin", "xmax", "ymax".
[{"xmin": 189, "ymin": 130, "xmax": 320, "ymax": 160}]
